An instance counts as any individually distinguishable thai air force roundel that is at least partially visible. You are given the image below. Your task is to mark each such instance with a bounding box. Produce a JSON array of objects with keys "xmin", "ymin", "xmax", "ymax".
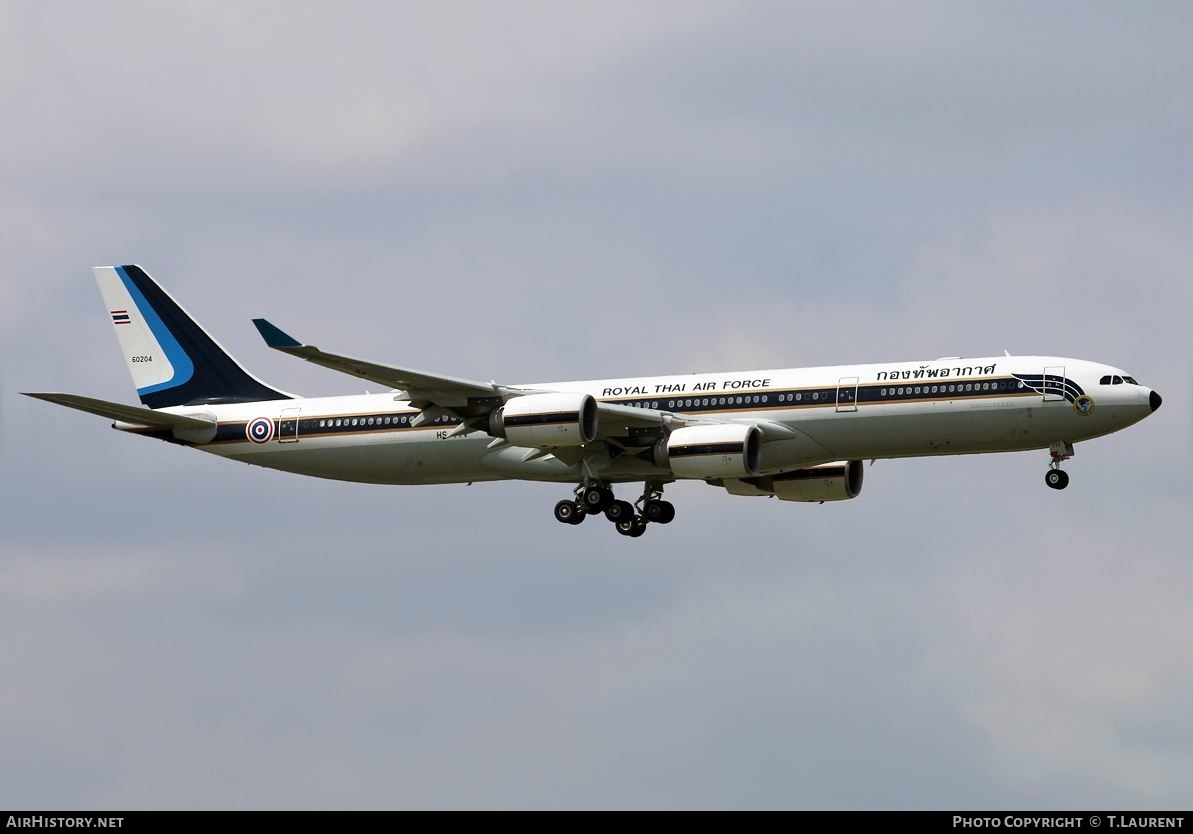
[{"xmin": 246, "ymin": 417, "xmax": 275, "ymax": 443}]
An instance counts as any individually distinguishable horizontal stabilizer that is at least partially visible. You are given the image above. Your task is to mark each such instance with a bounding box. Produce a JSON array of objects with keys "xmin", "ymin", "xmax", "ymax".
[{"xmin": 22, "ymin": 392, "xmax": 215, "ymax": 430}]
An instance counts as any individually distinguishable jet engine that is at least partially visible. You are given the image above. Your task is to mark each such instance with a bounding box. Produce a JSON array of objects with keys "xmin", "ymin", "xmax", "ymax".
[
  {"xmin": 489, "ymin": 392, "xmax": 598, "ymax": 447},
  {"xmin": 655, "ymin": 424, "xmax": 761, "ymax": 478},
  {"xmin": 722, "ymin": 460, "xmax": 864, "ymax": 502}
]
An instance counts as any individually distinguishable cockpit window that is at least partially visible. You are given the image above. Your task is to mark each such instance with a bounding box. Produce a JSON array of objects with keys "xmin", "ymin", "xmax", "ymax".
[
  {"xmin": 1123, "ymin": 376, "xmax": 1138, "ymax": 385},
  {"xmin": 1100, "ymin": 375, "xmax": 1112, "ymax": 385}
]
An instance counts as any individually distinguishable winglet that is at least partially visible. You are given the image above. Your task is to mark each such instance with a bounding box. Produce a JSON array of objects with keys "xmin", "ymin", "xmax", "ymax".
[{"xmin": 252, "ymin": 318, "xmax": 303, "ymax": 349}]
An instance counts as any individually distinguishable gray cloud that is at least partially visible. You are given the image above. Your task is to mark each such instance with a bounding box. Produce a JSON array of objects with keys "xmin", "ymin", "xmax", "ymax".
[{"xmin": 2, "ymin": 1, "xmax": 1190, "ymax": 809}]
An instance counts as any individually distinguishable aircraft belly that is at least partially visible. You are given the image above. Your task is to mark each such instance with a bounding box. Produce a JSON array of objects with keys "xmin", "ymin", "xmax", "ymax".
[
  {"xmin": 479, "ymin": 445, "xmax": 581, "ymax": 482},
  {"xmin": 790, "ymin": 402, "xmax": 1045, "ymax": 459},
  {"xmin": 211, "ymin": 433, "xmax": 500, "ymax": 485}
]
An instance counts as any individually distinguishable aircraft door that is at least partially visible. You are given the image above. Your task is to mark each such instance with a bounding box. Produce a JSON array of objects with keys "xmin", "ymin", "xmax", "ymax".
[
  {"xmin": 836, "ymin": 376, "xmax": 859, "ymax": 412},
  {"xmin": 278, "ymin": 407, "xmax": 301, "ymax": 443},
  {"xmin": 1042, "ymin": 366, "xmax": 1067, "ymax": 402}
]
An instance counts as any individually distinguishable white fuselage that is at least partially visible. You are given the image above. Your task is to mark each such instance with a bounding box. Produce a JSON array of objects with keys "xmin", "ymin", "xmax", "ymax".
[{"xmin": 139, "ymin": 355, "xmax": 1156, "ymax": 487}]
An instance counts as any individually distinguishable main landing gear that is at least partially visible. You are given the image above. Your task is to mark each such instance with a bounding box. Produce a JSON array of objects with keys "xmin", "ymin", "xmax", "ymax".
[
  {"xmin": 552, "ymin": 481, "xmax": 676, "ymax": 537},
  {"xmin": 1044, "ymin": 441, "xmax": 1074, "ymax": 490}
]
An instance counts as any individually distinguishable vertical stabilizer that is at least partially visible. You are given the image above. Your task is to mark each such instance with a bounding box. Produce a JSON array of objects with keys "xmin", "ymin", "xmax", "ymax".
[{"xmin": 93, "ymin": 265, "xmax": 292, "ymax": 408}]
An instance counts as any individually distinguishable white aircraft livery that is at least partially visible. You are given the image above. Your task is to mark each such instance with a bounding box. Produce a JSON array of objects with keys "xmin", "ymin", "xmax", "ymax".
[{"xmin": 26, "ymin": 265, "xmax": 1162, "ymax": 537}]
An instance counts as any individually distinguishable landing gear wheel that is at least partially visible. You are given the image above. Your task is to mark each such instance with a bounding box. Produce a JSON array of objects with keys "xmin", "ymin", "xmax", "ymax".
[
  {"xmin": 616, "ymin": 516, "xmax": 647, "ymax": 537},
  {"xmin": 605, "ymin": 500, "xmax": 635, "ymax": 523},
  {"xmin": 554, "ymin": 500, "xmax": 585, "ymax": 524},
  {"xmin": 581, "ymin": 485, "xmax": 613, "ymax": 512},
  {"xmin": 643, "ymin": 500, "xmax": 675, "ymax": 524},
  {"xmin": 1044, "ymin": 469, "xmax": 1069, "ymax": 490}
]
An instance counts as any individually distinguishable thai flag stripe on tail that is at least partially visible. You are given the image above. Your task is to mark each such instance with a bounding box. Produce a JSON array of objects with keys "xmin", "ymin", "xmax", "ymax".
[{"xmin": 111, "ymin": 309, "xmax": 131, "ymax": 325}]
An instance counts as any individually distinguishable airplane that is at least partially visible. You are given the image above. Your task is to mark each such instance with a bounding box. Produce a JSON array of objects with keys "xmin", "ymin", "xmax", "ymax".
[{"xmin": 25, "ymin": 265, "xmax": 1162, "ymax": 538}]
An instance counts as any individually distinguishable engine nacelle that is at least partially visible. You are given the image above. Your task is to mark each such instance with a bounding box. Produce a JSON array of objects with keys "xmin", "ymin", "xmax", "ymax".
[
  {"xmin": 490, "ymin": 392, "xmax": 597, "ymax": 448},
  {"xmin": 753, "ymin": 460, "xmax": 864, "ymax": 502},
  {"xmin": 656, "ymin": 424, "xmax": 761, "ymax": 478}
]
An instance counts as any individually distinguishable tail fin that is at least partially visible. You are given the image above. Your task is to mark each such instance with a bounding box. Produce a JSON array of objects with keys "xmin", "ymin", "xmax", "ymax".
[{"xmin": 93, "ymin": 265, "xmax": 292, "ymax": 408}]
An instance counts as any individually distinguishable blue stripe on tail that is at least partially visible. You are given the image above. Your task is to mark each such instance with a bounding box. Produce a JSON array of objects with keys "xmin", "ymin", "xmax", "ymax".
[{"xmin": 114, "ymin": 265, "xmax": 195, "ymax": 395}]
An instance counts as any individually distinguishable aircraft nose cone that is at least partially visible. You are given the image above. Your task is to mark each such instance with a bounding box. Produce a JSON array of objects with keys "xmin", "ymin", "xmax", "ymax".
[{"xmin": 1150, "ymin": 390, "xmax": 1163, "ymax": 412}]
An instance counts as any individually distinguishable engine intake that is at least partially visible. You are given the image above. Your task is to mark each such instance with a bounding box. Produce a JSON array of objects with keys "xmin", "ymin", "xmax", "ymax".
[
  {"xmin": 490, "ymin": 392, "xmax": 597, "ymax": 448},
  {"xmin": 656, "ymin": 424, "xmax": 761, "ymax": 478}
]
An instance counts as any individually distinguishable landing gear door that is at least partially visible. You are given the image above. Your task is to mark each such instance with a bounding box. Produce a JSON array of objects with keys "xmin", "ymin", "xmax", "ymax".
[
  {"xmin": 278, "ymin": 407, "xmax": 301, "ymax": 443},
  {"xmin": 1043, "ymin": 366, "xmax": 1066, "ymax": 402},
  {"xmin": 836, "ymin": 376, "xmax": 859, "ymax": 412}
]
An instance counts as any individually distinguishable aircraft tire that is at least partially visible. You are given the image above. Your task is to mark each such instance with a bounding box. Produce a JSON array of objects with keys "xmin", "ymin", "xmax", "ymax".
[
  {"xmin": 644, "ymin": 500, "xmax": 675, "ymax": 524},
  {"xmin": 1045, "ymin": 470, "xmax": 1069, "ymax": 490},
  {"xmin": 554, "ymin": 500, "xmax": 584, "ymax": 524},
  {"xmin": 582, "ymin": 486, "xmax": 613, "ymax": 512},
  {"xmin": 605, "ymin": 500, "xmax": 634, "ymax": 523}
]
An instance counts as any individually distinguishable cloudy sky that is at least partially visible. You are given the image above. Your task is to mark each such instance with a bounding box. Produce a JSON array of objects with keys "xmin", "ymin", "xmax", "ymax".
[{"xmin": 1, "ymin": 1, "xmax": 1190, "ymax": 810}]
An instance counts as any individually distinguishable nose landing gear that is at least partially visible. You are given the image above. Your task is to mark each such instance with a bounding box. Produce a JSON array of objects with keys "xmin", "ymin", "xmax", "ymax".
[{"xmin": 1045, "ymin": 441, "xmax": 1074, "ymax": 490}]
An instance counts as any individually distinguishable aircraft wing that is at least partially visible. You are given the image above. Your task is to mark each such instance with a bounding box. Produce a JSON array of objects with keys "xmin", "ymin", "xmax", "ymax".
[
  {"xmin": 251, "ymin": 320, "xmax": 796, "ymax": 451},
  {"xmin": 252, "ymin": 319, "xmax": 533, "ymax": 408}
]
